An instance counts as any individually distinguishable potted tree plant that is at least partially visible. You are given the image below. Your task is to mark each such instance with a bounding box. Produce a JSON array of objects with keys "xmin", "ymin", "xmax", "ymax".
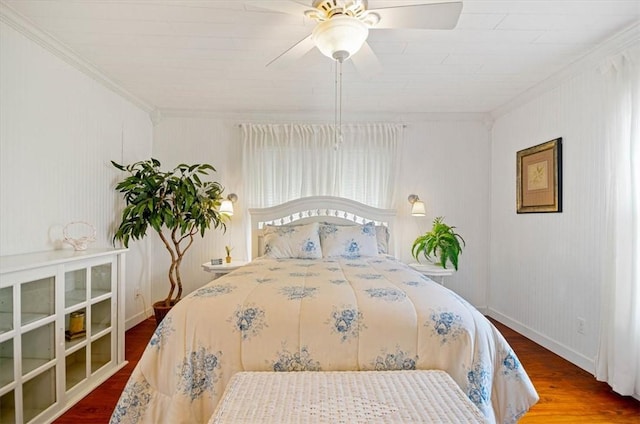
[
  {"xmin": 412, "ymin": 216, "xmax": 465, "ymax": 270},
  {"xmin": 111, "ymin": 158, "xmax": 227, "ymax": 324}
]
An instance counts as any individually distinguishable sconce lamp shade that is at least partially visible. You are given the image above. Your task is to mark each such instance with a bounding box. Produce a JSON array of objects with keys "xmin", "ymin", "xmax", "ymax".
[
  {"xmin": 411, "ymin": 200, "xmax": 426, "ymax": 216},
  {"xmin": 219, "ymin": 193, "xmax": 238, "ymax": 216},
  {"xmin": 408, "ymin": 194, "xmax": 426, "ymax": 216},
  {"xmin": 219, "ymin": 200, "xmax": 234, "ymax": 216}
]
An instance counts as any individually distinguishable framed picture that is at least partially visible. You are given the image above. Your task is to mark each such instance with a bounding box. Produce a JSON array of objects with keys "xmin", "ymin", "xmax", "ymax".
[{"xmin": 516, "ymin": 138, "xmax": 562, "ymax": 213}]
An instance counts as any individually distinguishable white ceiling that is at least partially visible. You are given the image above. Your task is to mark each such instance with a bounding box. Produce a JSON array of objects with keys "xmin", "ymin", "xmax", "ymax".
[{"xmin": 2, "ymin": 0, "xmax": 639, "ymax": 116}]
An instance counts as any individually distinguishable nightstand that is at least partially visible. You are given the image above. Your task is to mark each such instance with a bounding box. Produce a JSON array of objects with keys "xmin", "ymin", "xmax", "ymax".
[
  {"xmin": 408, "ymin": 262, "xmax": 455, "ymax": 285},
  {"xmin": 202, "ymin": 261, "xmax": 248, "ymax": 279}
]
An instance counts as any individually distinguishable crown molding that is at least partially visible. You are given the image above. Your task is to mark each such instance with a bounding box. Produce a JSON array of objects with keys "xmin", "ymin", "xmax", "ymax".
[
  {"xmin": 158, "ymin": 107, "xmax": 491, "ymax": 123},
  {"xmin": 0, "ymin": 2, "xmax": 154, "ymax": 114},
  {"xmin": 491, "ymin": 22, "xmax": 640, "ymax": 119}
]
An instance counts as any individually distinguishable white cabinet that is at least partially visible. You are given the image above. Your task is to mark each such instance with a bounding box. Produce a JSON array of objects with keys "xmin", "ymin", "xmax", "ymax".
[
  {"xmin": 0, "ymin": 248, "xmax": 127, "ymax": 423},
  {"xmin": 201, "ymin": 261, "xmax": 248, "ymax": 279}
]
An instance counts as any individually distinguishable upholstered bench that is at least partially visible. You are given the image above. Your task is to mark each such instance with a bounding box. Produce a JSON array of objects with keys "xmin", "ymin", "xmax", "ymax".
[{"xmin": 209, "ymin": 370, "xmax": 486, "ymax": 423}]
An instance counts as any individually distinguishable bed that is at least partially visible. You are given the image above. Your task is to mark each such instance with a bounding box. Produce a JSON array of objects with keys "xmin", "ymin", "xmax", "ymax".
[{"xmin": 110, "ymin": 196, "xmax": 538, "ymax": 424}]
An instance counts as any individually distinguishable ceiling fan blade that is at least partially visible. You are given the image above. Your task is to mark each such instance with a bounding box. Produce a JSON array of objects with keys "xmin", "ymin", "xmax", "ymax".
[
  {"xmin": 350, "ymin": 42, "xmax": 382, "ymax": 79},
  {"xmin": 266, "ymin": 34, "xmax": 316, "ymax": 68},
  {"xmin": 245, "ymin": 1, "xmax": 313, "ymax": 17},
  {"xmin": 369, "ymin": 1, "xmax": 463, "ymax": 30}
]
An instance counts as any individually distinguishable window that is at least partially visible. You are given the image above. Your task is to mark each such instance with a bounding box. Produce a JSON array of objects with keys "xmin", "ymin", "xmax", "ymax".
[{"xmin": 242, "ymin": 123, "xmax": 402, "ymax": 209}]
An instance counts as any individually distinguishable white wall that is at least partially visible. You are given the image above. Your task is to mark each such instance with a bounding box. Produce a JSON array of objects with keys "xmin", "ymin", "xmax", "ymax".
[
  {"xmin": 0, "ymin": 20, "xmax": 153, "ymax": 328},
  {"xmin": 489, "ymin": 68, "xmax": 608, "ymax": 371},
  {"xmin": 397, "ymin": 120, "xmax": 491, "ymax": 307},
  {"xmin": 150, "ymin": 118, "xmax": 244, "ymax": 303},
  {"xmin": 151, "ymin": 115, "xmax": 491, "ymax": 308}
]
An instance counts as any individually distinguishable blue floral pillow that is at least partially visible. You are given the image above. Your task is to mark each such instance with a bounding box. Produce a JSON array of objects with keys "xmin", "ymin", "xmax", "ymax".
[
  {"xmin": 263, "ymin": 222, "xmax": 322, "ymax": 259},
  {"xmin": 319, "ymin": 222, "xmax": 379, "ymax": 258}
]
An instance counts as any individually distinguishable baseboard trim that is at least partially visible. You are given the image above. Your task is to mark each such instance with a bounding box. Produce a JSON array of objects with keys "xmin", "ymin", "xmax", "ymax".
[
  {"xmin": 125, "ymin": 309, "xmax": 153, "ymax": 331},
  {"xmin": 487, "ymin": 308, "xmax": 595, "ymax": 374},
  {"xmin": 475, "ymin": 305, "xmax": 489, "ymax": 315}
]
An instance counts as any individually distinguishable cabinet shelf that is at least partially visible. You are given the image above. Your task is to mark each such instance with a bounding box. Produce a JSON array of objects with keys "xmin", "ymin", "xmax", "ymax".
[
  {"xmin": 0, "ymin": 361, "xmax": 13, "ymax": 388},
  {"xmin": 0, "ymin": 312, "xmax": 12, "ymax": 333},
  {"xmin": 22, "ymin": 359, "xmax": 56, "ymax": 381},
  {"xmin": 91, "ymin": 326, "xmax": 111, "ymax": 339},
  {"xmin": 91, "ymin": 289, "xmax": 110, "ymax": 299},
  {"xmin": 65, "ymin": 336, "xmax": 86, "ymax": 352},
  {"xmin": 64, "ymin": 289, "xmax": 86, "ymax": 308},
  {"xmin": 0, "ymin": 248, "xmax": 126, "ymax": 424},
  {"xmin": 21, "ymin": 313, "xmax": 51, "ymax": 327}
]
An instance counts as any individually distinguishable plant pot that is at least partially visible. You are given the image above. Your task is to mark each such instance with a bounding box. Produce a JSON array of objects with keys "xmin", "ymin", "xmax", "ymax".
[
  {"xmin": 225, "ymin": 256, "xmax": 231, "ymax": 264},
  {"xmin": 152, "ymin": 299, "xmax": 179, "ymax": 326},
  {"xmin": 428, "ymin": 256, "xmax": 444, "ymax": 267}
]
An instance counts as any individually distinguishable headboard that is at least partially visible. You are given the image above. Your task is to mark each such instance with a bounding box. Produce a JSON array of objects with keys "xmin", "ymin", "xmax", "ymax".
[{"xmin": 248, "ymin": 196, "xmax": 396, "ymax": 259}]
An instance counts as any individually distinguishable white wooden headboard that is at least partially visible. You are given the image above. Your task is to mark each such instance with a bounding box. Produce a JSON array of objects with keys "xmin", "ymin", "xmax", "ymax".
[{"xmin": 248, "ymin": 196, "xmax": 397, "ymax": 259}]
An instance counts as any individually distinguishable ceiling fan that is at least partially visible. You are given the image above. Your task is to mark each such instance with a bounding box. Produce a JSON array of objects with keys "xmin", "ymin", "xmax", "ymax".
[{"xmin": 248, "ymin": 0, "xmax": 463, "ymax": 73}]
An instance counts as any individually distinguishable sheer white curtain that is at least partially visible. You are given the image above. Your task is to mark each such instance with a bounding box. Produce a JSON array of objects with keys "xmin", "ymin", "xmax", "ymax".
[
  {"xmin": 242, "ymin": 123, "xmax": 401, "ymax": 208},
  {"xmin": 595, "ymin": 45, "xmax": 640, "ymax": 397}
]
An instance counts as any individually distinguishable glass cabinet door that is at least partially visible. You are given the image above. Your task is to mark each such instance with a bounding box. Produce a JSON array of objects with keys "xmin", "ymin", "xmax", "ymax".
[
  {"xmin": 65, "ymin": 346, "xmax": 87, "ymax": 391},
  {"xmin": 21, "ymin": 277, "xmax": 54, "ymax": 326},
  {"xmin": 22, "ymin": 367, "xmax": 56, "ymax": 423},
  {"xmin": 0, "ymin": 339, "xmax": 14, "ymax": 387},
  {"xmin": 0, "ymin": 286, "xmax": 12, "ymax": 334},
  {"xmin": 64, "ymin": 269, "xmax": 86, "ymax": 309},
  {"xmin": 0, "ymin": 390, "xmax": 16, "ymax": 423},
  {"xmin": 91, "ymin": 299, "xmax": 111, "ymax": 335},
  {"xmin": 90, "ymin": 263, "xmax": 112, "ymax": 299},
  {"xmin": 91, "ymin": 333, "xmax": 111, "ymax": 373},
  {"xmin": 65, "ymin": 307, "xmax": 87, "ymax": 348},
  {"xmin": 22, "ymin": 322, "xmax": 55, "ymax": 376}
]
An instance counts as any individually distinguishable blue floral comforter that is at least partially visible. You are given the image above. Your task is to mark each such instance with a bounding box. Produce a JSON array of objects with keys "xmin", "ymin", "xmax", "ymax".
[{"xmin": 111, "ymin": 256, "xmax": 538, "ymax": 424}]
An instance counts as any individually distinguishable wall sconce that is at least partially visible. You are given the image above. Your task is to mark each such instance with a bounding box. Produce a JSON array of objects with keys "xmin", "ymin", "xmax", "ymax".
[
  {"xmin": 220, "ymin": 193, "xmax": 238, "ymax": 216},
  {"xmin": 408, "ymin": 194, "xmax": 426, "ymax": 216}
]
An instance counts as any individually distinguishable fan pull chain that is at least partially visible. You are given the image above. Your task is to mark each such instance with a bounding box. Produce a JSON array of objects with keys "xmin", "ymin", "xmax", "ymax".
[
  {"xmin": 339, "ymin": 59, "xmax": 343, "ymax": 145},
  {"xmin": 334, "ymin": 58, "xmax": 344, "ymax": 151},
  {"xmin": 334, "ymin": 59, "xmax": 339, "ymax": 150}
]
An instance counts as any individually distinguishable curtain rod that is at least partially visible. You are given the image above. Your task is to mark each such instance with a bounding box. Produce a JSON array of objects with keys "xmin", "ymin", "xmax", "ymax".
[{"xmin": 236, "ymin": 123, "xmax": 407, "ymax": 128}]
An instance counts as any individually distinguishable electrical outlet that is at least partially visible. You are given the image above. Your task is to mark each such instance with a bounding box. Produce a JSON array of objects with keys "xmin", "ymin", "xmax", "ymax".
[
  {"xmin": 134, "ymin": 287, "xmax": 141, "ymax": 299},
  {"xmin": 577, "ymin": 317, "xmax": 586, "ymax": 334}
]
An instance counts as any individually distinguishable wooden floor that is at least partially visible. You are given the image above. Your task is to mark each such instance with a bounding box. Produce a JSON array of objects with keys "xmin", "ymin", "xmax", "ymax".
[
  {"xmin": 54, "ymin": 317, "xmax": 639, "ymax": 423},
  {"xmin": 491, "ymin": 320, "xmax": 639, "ymax": 424}
]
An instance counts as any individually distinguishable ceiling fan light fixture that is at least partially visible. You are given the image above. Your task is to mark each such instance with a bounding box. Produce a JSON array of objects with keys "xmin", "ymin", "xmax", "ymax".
[{"xmin": 312, "ymin": 15, "xmax": 368, "ymax": 62}]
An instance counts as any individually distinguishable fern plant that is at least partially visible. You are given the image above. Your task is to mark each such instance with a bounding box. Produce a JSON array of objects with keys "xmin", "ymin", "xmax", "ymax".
[{"xmin": 411, "ymin": 216, "xmax": 465, "ymax": 270}]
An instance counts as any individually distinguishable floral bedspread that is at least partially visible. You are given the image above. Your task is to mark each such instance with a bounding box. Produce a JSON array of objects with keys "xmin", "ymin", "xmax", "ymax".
[{"xmin": 110, "ymin": 256, "xmax": 538, "ymax": 424}]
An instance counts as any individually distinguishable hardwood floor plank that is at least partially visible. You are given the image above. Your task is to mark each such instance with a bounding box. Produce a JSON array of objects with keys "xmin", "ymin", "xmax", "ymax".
[
  {"xmin": 54, "ymin": 317, "xmax": 640, "ymax": 423},
  {"xmin": 489, "ymin": 319, "xmax": 639, "ymax": 423}
]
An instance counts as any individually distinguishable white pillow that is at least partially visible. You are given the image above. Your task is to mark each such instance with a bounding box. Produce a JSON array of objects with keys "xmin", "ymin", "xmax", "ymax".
[
  {"xmin": 263, "ymin": 222, "xmax": 322, "ymax": 259},
  {"xmin": 375, "ymin": 225, "xmax": 390, "ymax": 254},
  {"xmin": 319, "ymin": 222, "xmax": 379, "ymax": 258}
]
